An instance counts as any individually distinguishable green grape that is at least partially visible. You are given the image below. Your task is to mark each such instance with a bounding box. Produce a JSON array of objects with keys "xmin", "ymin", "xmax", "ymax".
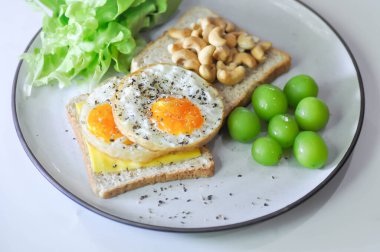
[
  {"xmin": 295, "ymin": 97, "xmax": 329, "ymax": 131},
  {"xmin": 227, "ymin": 107, "xmax": 261, "ymax": 142},
  {"xmin": 268, "ymin": 114, "xmax": 299, "ymax": 148},
  {"xmin": 284, "ymin": 74, "xmax": 319, "ymax": 107},
  {"xmin": 251, "ymin": 136, "xmax": 283, "ymax": 166},
  {"xmin": 251, "ymin": 84, "xmax": 288, "ymax": 121},
  {"xmin": 293, "ymin": 131, "xmax": 328, "ymax": 169}
]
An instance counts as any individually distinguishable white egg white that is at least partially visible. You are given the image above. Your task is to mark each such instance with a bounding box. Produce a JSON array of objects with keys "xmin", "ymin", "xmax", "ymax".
[
  {"xmin": 80, "ymin": 76, "xmax": 167, "ymax": 162},
  {"xmin": 113, "ymin": 64, "xmax": 224, "ymax": 151}
]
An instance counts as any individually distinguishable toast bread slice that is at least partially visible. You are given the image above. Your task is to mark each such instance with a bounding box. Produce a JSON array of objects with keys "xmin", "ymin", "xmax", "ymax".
[
  {"xmin": 66, "ymin": 95, "xmax": 215, "ymax": 199},
  {"xmin": 131, "ymin": 6, "xmax": 292, "ymax": 117}
]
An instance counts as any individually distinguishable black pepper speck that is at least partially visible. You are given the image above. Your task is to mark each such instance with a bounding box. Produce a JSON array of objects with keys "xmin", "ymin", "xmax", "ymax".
[
  {"xmin": 139, "ymin": 195, "xmax": 148, "ymax": 200},
  {"xmin": 158, "ymin": 200, "xmax": 165, "ymax": 206}
]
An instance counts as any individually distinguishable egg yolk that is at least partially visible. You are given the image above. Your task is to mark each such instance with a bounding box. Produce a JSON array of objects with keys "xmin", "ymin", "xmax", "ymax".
[
  {"xmin": 87, "ymin": 103, "xmax": 133, "ymax": 145},
  {"xmin": 151, "ymin": 97, "xmax": 204, "ymax": 135}
]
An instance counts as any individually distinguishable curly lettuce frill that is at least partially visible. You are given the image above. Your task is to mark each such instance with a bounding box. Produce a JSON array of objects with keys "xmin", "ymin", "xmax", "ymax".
[{"xmin": 22, "ymin": 0, "xmax": 181, "ymax": 91}]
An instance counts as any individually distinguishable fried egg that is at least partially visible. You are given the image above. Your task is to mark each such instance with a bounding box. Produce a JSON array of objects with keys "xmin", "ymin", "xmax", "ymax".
[
  {"xmin": 113, "ymin": 64, "xmax": 224, "ymax": 152},
  {"xmin": 79, "ymin": 77, "xmax": 168, "ymax": 163}
]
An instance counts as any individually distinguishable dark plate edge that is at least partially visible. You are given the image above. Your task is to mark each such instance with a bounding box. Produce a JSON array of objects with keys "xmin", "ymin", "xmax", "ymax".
[{"xmin": 11, "ymin": 0, "xmax": 365, "ymax": 233}]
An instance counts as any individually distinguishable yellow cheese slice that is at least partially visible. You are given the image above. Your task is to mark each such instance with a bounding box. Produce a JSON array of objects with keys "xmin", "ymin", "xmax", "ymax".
[
  {"xmin": 75, "ymin": 102, "xmax": 201, "ymax": 174},
  {"xmin": 86, "ymin": 142, "xmax": 201, "ymax": 173}
]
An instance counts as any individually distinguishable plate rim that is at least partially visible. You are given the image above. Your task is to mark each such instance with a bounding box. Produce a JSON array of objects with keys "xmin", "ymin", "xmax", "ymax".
[{"xmin": 12, "ymin": 0, "xmax": 365, "ymax": 233}]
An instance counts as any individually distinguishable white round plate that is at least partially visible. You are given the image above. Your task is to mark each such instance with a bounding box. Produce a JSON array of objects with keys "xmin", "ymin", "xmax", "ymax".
[{"xmin": 13, "ymin": 0, "xmax": 364, "ymax": 232}]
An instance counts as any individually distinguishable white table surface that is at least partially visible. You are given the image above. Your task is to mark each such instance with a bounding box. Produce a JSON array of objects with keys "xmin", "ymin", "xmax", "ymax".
[{"xmin": 1, "ymin": 0, "xmax": 379, "ymax": 251}]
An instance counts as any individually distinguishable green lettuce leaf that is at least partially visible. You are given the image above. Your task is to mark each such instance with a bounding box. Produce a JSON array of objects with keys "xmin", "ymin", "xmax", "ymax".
[{"xmin": 22, "ymin": 0, "xmax": 182, "ymax": 92}]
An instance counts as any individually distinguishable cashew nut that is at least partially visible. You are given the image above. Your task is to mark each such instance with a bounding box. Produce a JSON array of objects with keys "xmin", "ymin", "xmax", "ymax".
[
  {"xmin": 251, "ymin": 46, "xmax": 265, "ymax": 62},
  {"xmin": 226, "ymin": 47, "xmax": 238, "ymax": 63},
  {"xmin": 217, "ymin": 61, "xmax": 238, "ymax": 70},
  {"xmin": 199, "ymin": 64, "xmax": 216, "ymax": 83},
  {"xmin": 183, "ymin": 60, "xmax": 201, "ymax": 73},
  {"xmin": 229, "ymin": 31, "xmax": 245, "ymax": 37},
  {"xmin": 225, "ymin": 21, "xmax": 235, "ymax": 33},
  {"xmin": 201, "ymin": 23, "xmax": 215, "ymax": 43},
  {"xmin": 171, "ymin": 49, "xmax": 200, "ymax": 72},
  {"xmin": 168, "ymin": 28, "xmax": 192, "ymax": 39},
  {"xmin": 213, "ymin": 46, "xmax": 230, "ymax": 62},
  {"xmin": 209, "ymin": 17, "xmax": 236, "ymax": 32},
  {"xmin": 199, "ymin": 17, "xmax": 213, "ymax": 30},
  {"xmin": 167, "ymin": 40, "xmax": 183, "ymax": 54},
  {"xmin": 259, "ymin": 41, "xmax": 272, "ymax": 50},
  {"xmin": 182, "ymin": 36, "xmax": 207, "ymax": 53},
  {"xmin": 209, "ymin": 17, "xmax": 226, "ymax": 29},
  {"xmin": 237, "ymin": 46, "xmax": 246, "ymax": 52},
  {"xmin": 225, "ymin": 33, "xmax": 237, "ymax": 48},
  {"xmin": 198, "ymin": 45, "xmax": 216, "ymax": 65},
  {"xmin": 208, "ymin": 27, "xmax": 227, "ymax": 47},
  {"xmin": 252, "ymin": 35, "xmax": 261, "ymax": 43},
  {"xmin": 233, "ymin": 52, "xmax": 257, "ymax": 68},
  {"xmin": 237, "ymin": 33, "xmax": 255, "ymax": 50},
  {"xmin": 216, "ymin": 61, "xmax": 246, "ymax": 85},
  {"xmin": 190, "ymin": 22, "xmax": 201, "ymax": 30},
  {"xmin": 251, "ymin": 42, "xmax": 272, "ymax": 62},
  {"xmin": 191, "ymin": 28, "xmax": 203, "ymax": 38},
  {"xmin": 167, "ymin": 16, "xmax": 272, "ymax": 84}
]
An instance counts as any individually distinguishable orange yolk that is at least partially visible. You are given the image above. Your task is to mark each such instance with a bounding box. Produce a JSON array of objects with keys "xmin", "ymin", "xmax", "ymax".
[
  {"xmin": 87, "ymin": 103, "xmax": 133, "ymax": 145},
  {"xmin": 151, "ymin": 97, "xmax": 204, "ymax": 135}
]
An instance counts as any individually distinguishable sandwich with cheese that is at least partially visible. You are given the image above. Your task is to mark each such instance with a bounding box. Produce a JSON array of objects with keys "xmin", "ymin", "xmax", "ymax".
[
  {"xmin": 67, "ymin": 6, "xmax": 291, "ymax": 198},
  {"xmin": 67, "ymin": 64, "xmax": 224, "ymax": 198}
]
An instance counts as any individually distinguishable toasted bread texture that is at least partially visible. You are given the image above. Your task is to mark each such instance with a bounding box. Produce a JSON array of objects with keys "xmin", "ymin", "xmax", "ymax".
[
  {"xmin": 131, "ymin": 6, "xmax": 292, "ymax": 117},
  {"xmin": 66, "ymin": 95, "xmax": 215, "ymax": 199}
]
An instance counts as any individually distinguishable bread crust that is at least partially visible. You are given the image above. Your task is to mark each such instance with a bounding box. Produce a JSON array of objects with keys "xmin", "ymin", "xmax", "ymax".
[
  {"xmin": 66, "ymin": 95, "xmax": 214, "ymax": 199},
  {"xmin": 99, "ymin": 162, "xmax": 214, "ymax": 198},
  {"xmin": 66, "ymin": 95, "xmax": 99, "ymax": 195}
]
